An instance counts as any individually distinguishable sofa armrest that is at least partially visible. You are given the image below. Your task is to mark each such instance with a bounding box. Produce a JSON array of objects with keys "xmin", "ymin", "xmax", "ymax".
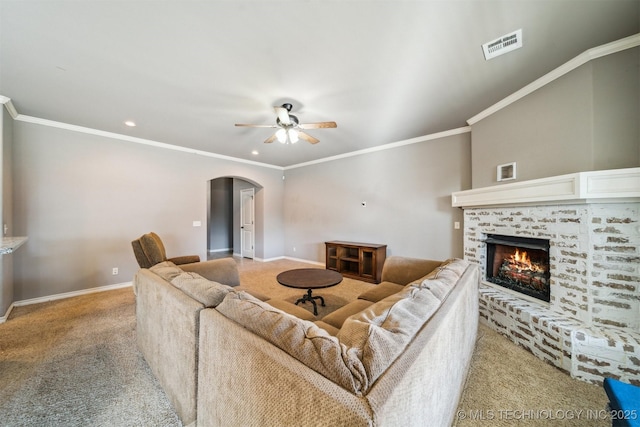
[
  {"xmin": 380, "ymin": 256, "xmax": 443, "ymax": 286},
  {"xmin": 180, "ymin": 257, "xmax": 240, "ymax": 286}
]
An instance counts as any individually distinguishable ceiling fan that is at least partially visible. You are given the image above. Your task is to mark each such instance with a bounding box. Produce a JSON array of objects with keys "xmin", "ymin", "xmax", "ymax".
[{"xmin": 235, "ymin": 103, "xmax": 337, "ymax": 144}]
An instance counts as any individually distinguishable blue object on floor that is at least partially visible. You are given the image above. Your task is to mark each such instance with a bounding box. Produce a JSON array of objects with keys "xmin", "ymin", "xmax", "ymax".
[{"xmin": 603, "ymin": 378, "xmax": 640, "ymax": 427}]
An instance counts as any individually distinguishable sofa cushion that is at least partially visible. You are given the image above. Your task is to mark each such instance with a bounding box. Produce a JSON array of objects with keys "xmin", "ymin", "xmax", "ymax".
[
  {"xmin": 321, "ymin": 299, "xmax": 374, "ymax": 330},
  {"xmin": 420, "ymin": 258, "xmax": 467, "ymax": 281},
  {"xmin": 216, "ymin": 291, "xmax": 367, "ymax": 394},
  {"xmin": 149, "ymin": 261, "xmax": 183, "ymax": 282},
  {"xmin": 410, "ymin": 258, "xmax": 470, "ymax": 300},
  {"xmin": 337, "ymin": 286, "xmax": 443, "ymax": 390},
  {"xmin": 357, "ymin": 282, "xmax": 404, "ymax": 302},
  {"xmin": 314, "ymin": 320, "xmax": 341, "ymax": 336},
  {"xmin": 380, "ymin": 256, "xmax": 443, "ymax": 286},
  {"xmin": 169, "ymin": 271, "xmax": 234, "ymax": 308},
  {"xmin": 236, "ymin": 287, "xmax": 270, "ymax": 302},
  {"xmin": 266, "ymin": 299, "xmax": 316, "ymax": 321}
]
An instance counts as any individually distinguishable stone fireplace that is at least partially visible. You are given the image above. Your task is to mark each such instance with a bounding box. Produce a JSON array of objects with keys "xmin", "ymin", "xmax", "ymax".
[{"xmin": 452, "ymin": 168, "xmax": 640, "ymax": 385}]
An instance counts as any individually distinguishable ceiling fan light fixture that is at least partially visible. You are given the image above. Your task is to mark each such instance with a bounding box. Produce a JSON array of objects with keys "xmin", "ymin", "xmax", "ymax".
[
  {"xmin": 276, "ymin": 128, "xmax": 287, "ymax": 143},
  {"xmin": 235, "ymin": 102, "xmax": 336, "ymax": 145},
  {"xmin": 288, "ymin": 129, "xmax": 299, "ymax": 143}
]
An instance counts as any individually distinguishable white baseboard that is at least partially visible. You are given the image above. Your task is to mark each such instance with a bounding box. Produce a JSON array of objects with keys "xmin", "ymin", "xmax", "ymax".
[
  {"xmin": 282, "ymin": 256, "xmax": 324, "ymax": 266},
  {"xmin": 238, "ymin": 255, "xmax": 323, "ymax": 266},
  {"xmin": 0, "ymin": 281, "xmax": 133, "ymax": 323},
  {"xmin": 208, "ymin": 248, "xmax": 232, "ymax": 253},
  {"xmin": 1, "ymin": 303, "xmax": 15, "ymax": 323}
]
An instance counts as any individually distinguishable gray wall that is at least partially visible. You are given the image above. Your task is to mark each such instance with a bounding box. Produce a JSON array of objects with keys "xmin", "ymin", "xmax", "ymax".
[
  {"xmin": 593, "ymin": 47, "xmax": 640, "ymax": 167},
  {"xmin": 1, "ymin": 107, "xmax": 14, "ymax": 315},
  {"xmin": 283, "ymin": 132, "xmax": 471, "ymax": 263},
  {"xmin": 208, "ymin": 177, "xmax": 233, "ymax": 251},
  {"xmin": 471, "ymin": 47, "xmax": 639, "ymax": 188},
  {"xmin": 11, "ymin": 120, "xmax": 284, "ymax": 301}
]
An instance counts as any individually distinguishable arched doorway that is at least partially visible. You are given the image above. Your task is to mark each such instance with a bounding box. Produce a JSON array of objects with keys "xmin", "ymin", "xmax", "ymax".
[{"xmin": 207, "ymin": 176, "xmax": 263, "ymax": 260}]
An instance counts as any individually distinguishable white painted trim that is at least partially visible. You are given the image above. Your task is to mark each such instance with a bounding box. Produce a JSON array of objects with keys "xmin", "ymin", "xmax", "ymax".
[
  {"xmin": 284, "ymin": 126, "xmax": 471, "ymax": 170},
  {"xmin": 1, "ymin": 282, "xmax": 132, "ymax": 323},
  {"xmin": 6, "ymin": 110, "xmax": 470, "ymax": 171},
  {"xmin": 208, "ymin": 248, "xmax": 232, "ymax": 253},
  {"xmin": 468, "ymin": 33, "xmax": 640, "ymax": 125},
  {"xmin": 253, "ymin": 256, "xmax": 284, "ymax": 262},
  {"xmin": 250, "ymin": 255, "xmax": 323, "ymax": 265},
  {"xmin": 282, "ymin": 256, "xmax": 324, "ymax": 266},
  {"xmin": 451, "ymin": 167, "xmax": 640, "ymax": 208},
  {"xmin": 1, "ymin": 98, "xmax": 19, "ymax": 119},
  {"xmin": 11, "ymin": 281, "xmax": 133, "ymax": 308},
  {"xmin": 0, "ymin": 303, "xmax": 15, "ymax": 324},
  {"xmin": 14, "ymin": 114, "xmax": 284, "ymax": 170}
]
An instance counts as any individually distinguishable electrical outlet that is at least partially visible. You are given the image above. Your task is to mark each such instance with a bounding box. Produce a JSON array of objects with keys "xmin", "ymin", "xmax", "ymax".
[
  {"xmin": 454, "ymin": 221, "xmax": 461, "ymax": 230},
  {"xmin": 112, "ymin": 267, "xmax": 119, "ymax": 275}
]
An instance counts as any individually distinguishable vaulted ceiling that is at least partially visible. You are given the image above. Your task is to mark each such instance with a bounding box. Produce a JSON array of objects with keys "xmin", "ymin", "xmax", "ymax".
[{"xmin": 1, "ymin": 1, "xmax": 638, "ymax": 167}]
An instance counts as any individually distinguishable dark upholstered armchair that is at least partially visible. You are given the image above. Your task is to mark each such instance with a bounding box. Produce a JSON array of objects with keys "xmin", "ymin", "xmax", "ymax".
[
  {"xmin": 131, "ymin": 232, "xmax": 240, "ymax": 286},
  {"xmin": 132, "ymin": 232, "xmax": 200, "ymax": 268}
]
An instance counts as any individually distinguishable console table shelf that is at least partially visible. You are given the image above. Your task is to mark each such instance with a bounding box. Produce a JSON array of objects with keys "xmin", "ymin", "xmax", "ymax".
[{"xmin": 325, "ymin": 241, "xmax": 386, "ymax": 284}]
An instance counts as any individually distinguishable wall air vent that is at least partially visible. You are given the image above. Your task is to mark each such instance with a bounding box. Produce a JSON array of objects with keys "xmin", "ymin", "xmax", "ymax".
[{"xmin": 482, "ymin": 29, "xmax": 523, "ymax": 60}]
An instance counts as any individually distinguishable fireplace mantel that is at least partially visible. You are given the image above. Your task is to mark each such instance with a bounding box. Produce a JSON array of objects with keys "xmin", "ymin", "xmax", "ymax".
[{"xmin": 452, "ymin": 167, "xmax": 640, "ymax": 208}]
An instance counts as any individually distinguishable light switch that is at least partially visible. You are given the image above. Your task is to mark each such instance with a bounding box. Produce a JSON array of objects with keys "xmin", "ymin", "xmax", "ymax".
[
  {"xmin": 454, "ymin": 221, "xmax": 461, "ymax": 229},
  {"xmin": 193, "ymin": 221, "xmax": 202, "ymax": 227}
]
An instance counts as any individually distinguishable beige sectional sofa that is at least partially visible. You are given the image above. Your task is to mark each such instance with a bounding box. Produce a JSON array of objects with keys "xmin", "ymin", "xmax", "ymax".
[{"xmin": 134, "ymin": 256, "xmax": 479, "ymax": 427}]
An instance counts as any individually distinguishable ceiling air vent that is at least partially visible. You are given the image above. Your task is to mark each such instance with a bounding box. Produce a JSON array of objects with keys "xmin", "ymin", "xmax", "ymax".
[{"xmin": 482, "ymin": 29, "xmax": 522, "ymax": 60}]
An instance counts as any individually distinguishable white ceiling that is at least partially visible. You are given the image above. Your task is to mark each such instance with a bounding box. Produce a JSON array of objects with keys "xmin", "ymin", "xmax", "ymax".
[{"xmin": 1, "ymin": 1, "xmax": 638, "ymax": 168}]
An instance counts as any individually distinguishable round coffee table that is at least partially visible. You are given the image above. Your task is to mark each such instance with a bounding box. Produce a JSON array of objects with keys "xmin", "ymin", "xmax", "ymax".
[{"xmin": 276, "ymin": 268, "xmax": 343, "ymax": 316}]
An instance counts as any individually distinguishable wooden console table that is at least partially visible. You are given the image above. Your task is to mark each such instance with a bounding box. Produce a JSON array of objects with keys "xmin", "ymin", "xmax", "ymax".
[{"xmin": 325, "ymin": 241, "xmax": 386, "ymax": 284}]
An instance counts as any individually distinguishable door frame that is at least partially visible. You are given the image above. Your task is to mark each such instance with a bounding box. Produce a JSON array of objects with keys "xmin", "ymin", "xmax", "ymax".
[{"xmin": 240, "ymin": 187, "xmax": 255, "ymax": 259}]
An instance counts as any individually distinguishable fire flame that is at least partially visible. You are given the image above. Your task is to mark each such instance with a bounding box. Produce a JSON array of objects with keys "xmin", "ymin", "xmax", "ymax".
[{"xmin": 509, "ymin": 248, "xmax": 544, "ymax": 272}]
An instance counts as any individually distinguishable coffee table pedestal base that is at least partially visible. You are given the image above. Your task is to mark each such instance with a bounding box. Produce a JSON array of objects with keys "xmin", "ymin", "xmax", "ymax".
[{"xmin": 295, "ymin": 289, "xmax": 325, "ymax": 316}]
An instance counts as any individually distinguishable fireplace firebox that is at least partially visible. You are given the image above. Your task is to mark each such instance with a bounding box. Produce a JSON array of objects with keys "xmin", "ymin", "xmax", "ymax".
[{"xmin": 485, "ymin": 234, "xmax": 551, "ymax": 303}]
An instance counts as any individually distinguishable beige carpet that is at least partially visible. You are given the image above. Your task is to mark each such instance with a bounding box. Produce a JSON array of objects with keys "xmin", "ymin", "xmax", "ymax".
[
  {"xmin": 0, "ymin": 257, "xmax": 610, "ymax": 426},
  {"xmin": 236, "ymin": 257, "xmax": 376, "ymax": 317}
]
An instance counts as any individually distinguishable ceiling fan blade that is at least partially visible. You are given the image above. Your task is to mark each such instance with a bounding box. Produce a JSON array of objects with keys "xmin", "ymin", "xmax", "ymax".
[
  {"xmin": 298, "ymin": 131, "xmax": 320, "ymax": 144},
  {"xmin": 264, "ymin": 133, "xmax": 278, "ymax": 144},
  {"xmin": 235, "ymin": 123, "xmax": 277, "ymax": 128},
  {"xmin": 274, "ymin": 106, "xmax": 292, "ymax": 125},
  {"xmin": 298, "ymin": 121, "xmax": 337, "ymax": 129}
]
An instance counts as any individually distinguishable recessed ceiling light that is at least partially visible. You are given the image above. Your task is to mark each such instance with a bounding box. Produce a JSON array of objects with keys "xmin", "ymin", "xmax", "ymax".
[
  {"xmin": 124, "ymin": 121, "xmax": 136, "ymax": 127},
  {"xmin": 251, "ymin": 150, "xmax": 259, "ymax": 155}
]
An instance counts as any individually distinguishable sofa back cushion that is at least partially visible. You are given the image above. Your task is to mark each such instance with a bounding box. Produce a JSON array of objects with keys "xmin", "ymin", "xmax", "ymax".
[
  {"xmin": 149, "ymin": 261, "xmax": 234, "ymax": 308},
  {"xmin": 171, "ymin": 272, "xmax": 234, "ymax": 308},
  {"xmin": 149, "ymin": 261, "xmax": 183, "ymax": 281},
  {"xmin": 409, "ymin": 258, "xmax": 467, "ymax": 300},
  {"xmin": 337, "ymin": 286, "xmax": 441, "ymax": 387},
  {"xmin": 216, "ymin": 291, "xmax": 367, "ymax": 394},
  {"xmin": 380, "ymin": 256, "xmax": 443, "ymax": 286},
  {"xmin": 337, "ymin": 258, "xmax": 470, "ymax": 388}
]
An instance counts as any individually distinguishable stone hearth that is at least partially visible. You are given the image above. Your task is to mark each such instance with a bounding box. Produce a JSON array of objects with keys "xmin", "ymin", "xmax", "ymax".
[{"xmin": 452, "ymin": 168, "xmax": 640, "ymax": 385}]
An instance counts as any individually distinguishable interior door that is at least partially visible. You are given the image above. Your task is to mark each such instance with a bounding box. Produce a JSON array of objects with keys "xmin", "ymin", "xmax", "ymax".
[{"xmin": 240, "ymin": 188, "xmax": 255, "ymax": 259}]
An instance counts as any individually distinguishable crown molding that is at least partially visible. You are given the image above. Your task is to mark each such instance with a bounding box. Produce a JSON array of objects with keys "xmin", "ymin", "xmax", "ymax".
[
  {"xmin": 13, "ymin": 114, "xmax": 284, "ymax": 170},
  {"xmin": 1, "ymin": 97, "xmax": 19, "ymax": 119},
  {"xmin": 467, "ymin": 33, "xmax": 640, "ymax": 125},
  {"xmin": 284, "ymin": 126, "xmax": 472, "ymax": 170}
]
